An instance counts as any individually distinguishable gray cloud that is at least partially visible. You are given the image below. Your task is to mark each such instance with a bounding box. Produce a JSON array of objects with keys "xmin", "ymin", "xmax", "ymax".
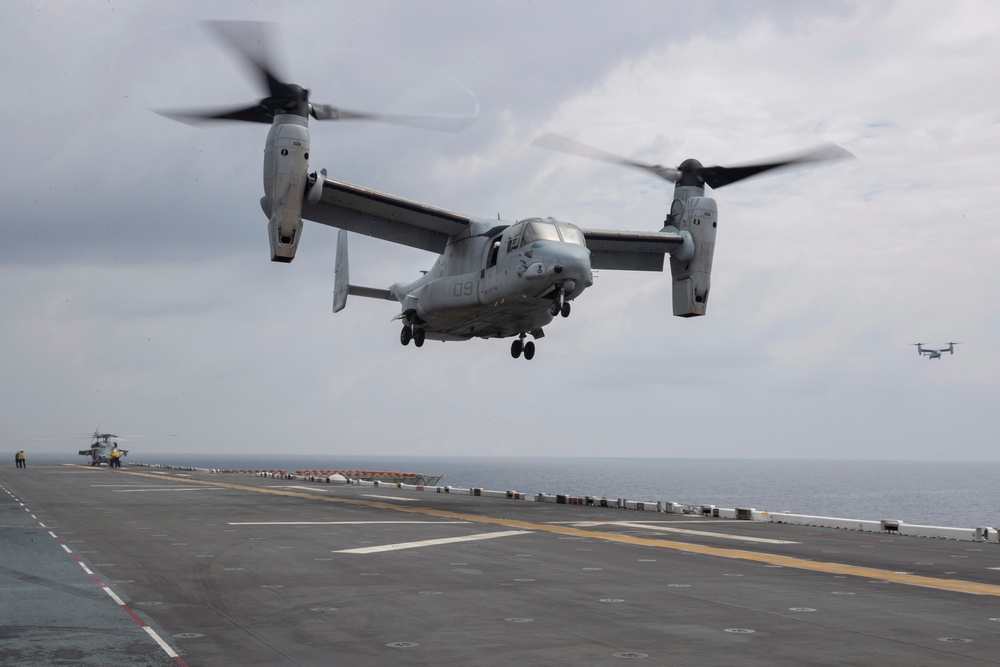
[{"xmin": 4, "ymin": 0, "xmax": 999, "ymax": 462}]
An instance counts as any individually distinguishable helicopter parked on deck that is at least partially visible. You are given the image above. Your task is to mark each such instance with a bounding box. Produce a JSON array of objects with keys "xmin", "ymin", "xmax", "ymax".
[{"xmin": 79, "ymin": 432, "xmax": 128, "ymax": 466}]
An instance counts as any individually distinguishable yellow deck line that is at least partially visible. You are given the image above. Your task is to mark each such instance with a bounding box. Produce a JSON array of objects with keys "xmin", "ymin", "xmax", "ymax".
[{"xmin": 116, "ymin": 469, "xmax": 1000, "ymax": 597}]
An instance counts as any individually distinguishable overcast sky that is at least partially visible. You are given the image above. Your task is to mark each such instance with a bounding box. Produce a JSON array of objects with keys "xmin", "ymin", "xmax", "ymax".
[{"xmin": 4, "ymin": 0, "xmax": 999, "ymax": 462}]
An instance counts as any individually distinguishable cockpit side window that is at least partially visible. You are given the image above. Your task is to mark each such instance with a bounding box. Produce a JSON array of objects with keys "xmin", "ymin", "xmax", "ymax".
[
  {"xmin": 486, "ymin": 237, "xmax": 501, "ymax": 268},
  {"xmin": 506, "ymin": 221, "xmax": 526, "ymax": 253}
]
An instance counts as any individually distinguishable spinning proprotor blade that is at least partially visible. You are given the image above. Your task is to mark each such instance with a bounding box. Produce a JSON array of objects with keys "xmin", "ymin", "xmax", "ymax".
[
  {"xmin": 532, "ymin": 133, "xmax": 852, "ymax": 188},
  {"xmin": 160, "ymin": 21, "xmax": 477, "ymax": 132}
]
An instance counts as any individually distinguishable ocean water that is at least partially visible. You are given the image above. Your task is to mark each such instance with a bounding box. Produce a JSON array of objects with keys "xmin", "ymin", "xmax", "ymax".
[{"xmin": 22, "ymin": 453, "xmax": 1000, "ymax": 529}]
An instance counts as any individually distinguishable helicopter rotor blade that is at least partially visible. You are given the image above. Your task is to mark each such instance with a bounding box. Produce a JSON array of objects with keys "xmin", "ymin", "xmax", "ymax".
[
  {"xmin": 699, "ymin": 143, "xmax": 854, "ymax": 189},
  {"xmin": 159, "ymin": 21, "xmax": 477, "ymax": 132},
  {"xmin": 309, "ymin": 104, "xmax": 477, "ymax": 132},
  {"xmin": 532, "ymin": 133, "xmax": 681, "ymax": 182},
  {"xmin": 157, "ymin": 21, "xmax": 308, "ymax": 124},
  {"xmin": 158, "ymin": 104, "xmax": 275, "ymax": 125},
  {"xmin": 206, "ymin": 20, "xmax": 285, "ymax": 99},
  {"xmin": 533, "ymin": 133, "xmax": 852, "ymax": 189}
]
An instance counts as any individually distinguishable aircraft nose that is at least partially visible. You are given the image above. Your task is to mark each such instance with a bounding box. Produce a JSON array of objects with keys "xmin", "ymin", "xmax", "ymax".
[
  {"xmin": 559, "ymin": 244, "xmax": 591, "ymax": 279},
  {"xmin": 522, "ymin": 244, "xmax": 593, "ymax": 286}
]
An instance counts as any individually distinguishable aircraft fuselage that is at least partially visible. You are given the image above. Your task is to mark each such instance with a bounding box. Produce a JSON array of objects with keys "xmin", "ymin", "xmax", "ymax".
[{"xmin": 392, "ymin": 217, "xmax": 593, "ymax": 341}]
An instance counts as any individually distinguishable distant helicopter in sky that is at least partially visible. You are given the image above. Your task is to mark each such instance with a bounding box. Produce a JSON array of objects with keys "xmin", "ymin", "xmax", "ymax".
[{"xmin": 912, "ymin": 342, "xmax": 960, "ymax": 360}]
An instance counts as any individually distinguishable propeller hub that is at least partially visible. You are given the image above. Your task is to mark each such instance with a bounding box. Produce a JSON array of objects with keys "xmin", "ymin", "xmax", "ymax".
[{"xmin": 677, "ymin": 158, "xmax": 705, "ymax": 187}]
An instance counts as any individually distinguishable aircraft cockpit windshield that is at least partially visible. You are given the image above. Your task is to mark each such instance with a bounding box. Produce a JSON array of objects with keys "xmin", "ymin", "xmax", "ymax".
[
  {"xmin": 557, "ymin": 223, "xmax": 586, "ymax": 246},
  {"xmin": 513, "ymin": 218, "xmax": 587, "ymax": 250}
]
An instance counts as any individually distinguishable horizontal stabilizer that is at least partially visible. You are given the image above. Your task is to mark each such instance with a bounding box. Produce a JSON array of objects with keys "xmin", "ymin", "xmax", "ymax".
[{"xmin": 349, "ymin": 286, "xmax": 394, "ymax": 300}]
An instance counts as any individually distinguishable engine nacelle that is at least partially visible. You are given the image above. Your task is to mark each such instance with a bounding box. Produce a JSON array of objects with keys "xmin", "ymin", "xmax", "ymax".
[
  {"xmin": 669, "ymin": 195, "xmax": 717, "ymax": 317},
  {"xmin": 260, "ymin": 115, "xmax": 310, "ymax": 262}
]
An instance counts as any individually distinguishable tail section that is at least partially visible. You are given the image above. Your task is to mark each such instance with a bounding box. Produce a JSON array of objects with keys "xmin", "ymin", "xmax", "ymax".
[
  {"xmin": 333, "ymin": 230, "xmax": 350, "ymax": 312},
  {"xmin": 333, "ymin": 230, "xmax": 395, "ymax": 312}
]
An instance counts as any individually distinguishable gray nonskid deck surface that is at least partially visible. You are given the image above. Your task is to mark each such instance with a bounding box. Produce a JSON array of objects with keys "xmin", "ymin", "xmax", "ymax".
[
  {"xmin": 0, "ymin": 472, "xmax": 182, "ymax": 666},
  {"xmin": 2, "ymin": 465, "xmax": 999, "ymax": 666}
]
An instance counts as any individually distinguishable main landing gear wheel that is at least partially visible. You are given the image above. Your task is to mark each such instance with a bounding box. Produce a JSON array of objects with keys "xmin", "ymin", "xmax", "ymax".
[
  {"xmin": 549, "ymin": 302, "xmax": 560, "ymax": 317},
  {"xmin": 511, "ymin": 337, "xmax": 535, "ymax": 360},
  {"xmin": 560, "ymin": 302, "xmax": 571, "ymax": 318},
  {"xmin": 401, "ymin": 325, "xmax": 426, "ymax": 347}
]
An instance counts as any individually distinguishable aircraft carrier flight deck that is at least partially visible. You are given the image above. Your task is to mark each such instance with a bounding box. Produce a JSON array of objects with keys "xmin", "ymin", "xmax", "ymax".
[{"xmin": 2, "ymin": 463, "xmax": 999, "ymax": 666}]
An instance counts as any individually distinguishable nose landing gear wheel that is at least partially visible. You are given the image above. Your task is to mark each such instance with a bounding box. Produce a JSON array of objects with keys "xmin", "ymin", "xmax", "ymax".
[
  {"xmin": 523, "ymin": 341, "xmax": 535, "ymax": 360},
  {"xmin": 511, "ymin": 338, "xmax": 523, "ymax": 358},
  {"xmin": 551, "ymin": 286, "xmax": 570, "ymax": 318},
  {"xmin": 400, "ymin": 325, "xmax": 412, "ymax": 346}
]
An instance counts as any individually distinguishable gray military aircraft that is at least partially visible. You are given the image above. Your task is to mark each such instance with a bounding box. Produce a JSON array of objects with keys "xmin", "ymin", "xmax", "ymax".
[
  {"xmin": 35, "ymin": 428, "xmax": 177, "ymax": 465},
  {"xmin": 79, "ymin": 431, "xmax": 129, "ymax": 466},
  {"xmin": 912, "ymin": 342, "xmax": 960, "ymax": 360},
  {"xmin": 166, "ymin": 22, "xmax": 851, "ymax": 360}
]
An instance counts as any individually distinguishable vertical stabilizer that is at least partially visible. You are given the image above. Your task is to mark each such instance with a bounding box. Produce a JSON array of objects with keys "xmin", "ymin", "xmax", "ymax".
[{"xmin": 333, "ymin": 230, "xmax": 349, "ymax": 313}]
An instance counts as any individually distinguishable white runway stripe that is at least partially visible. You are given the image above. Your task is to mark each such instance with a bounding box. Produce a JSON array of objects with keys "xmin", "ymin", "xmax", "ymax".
[
  {"xmin": 362, "ymin": 494, "xmax": 418, "ymax": 502},
  {"xmin": 143, "ymin": 626, "xmax": 181, "ymax": 658},
  {"xmin": 229, "ymin": 520, "xmax": 469, "ymax": 526},
  {"xmin": 585, "ymin": 521, "xmax": 799, "ymax": 544},
  {"xmin": 102, "ymin": 586, "xmax": 126, "ymax": 606},
  {"xmin": 111, "ymin": 487, "xmax": 226, "ymax": 492},
  {"xmin": 335, "ymin": 530, "xmax": 531, "ymax": 554}
]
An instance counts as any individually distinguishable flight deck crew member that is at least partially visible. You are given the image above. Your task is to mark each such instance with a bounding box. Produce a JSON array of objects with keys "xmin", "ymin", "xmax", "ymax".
[
  {"xmin": 110, "ymin": 448, "xmax": 121, "ymax": 468},
  {"xmin": 14, "ymin": 451, "xmax": 20, "ymax": 468},
  {"xmin": 16, "ymin": 451, "xmax": 25, "ymax": 468}
]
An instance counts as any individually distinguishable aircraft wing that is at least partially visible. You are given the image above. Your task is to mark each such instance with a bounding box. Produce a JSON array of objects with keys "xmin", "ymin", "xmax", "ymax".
[
  {"xmin": 582, "ymin": 229, "xmax": 686, "ymax": 271},
  {"xmin": 301, "ymin": 176, "xmax": 472, "ymax": 254},
  {"xmin": 301, "ymin": 175, "xmax": 684, "ymax": 268}
]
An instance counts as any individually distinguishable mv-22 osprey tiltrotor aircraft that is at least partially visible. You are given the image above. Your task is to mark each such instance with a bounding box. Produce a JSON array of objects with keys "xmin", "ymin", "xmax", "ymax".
[
  {"xmin": 912, "ymin": 342, "xmax": 961, "ymax": 360},
  {"xmin": 166, "ymin": 22, "xmax": 851, "ymax": 360}
]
